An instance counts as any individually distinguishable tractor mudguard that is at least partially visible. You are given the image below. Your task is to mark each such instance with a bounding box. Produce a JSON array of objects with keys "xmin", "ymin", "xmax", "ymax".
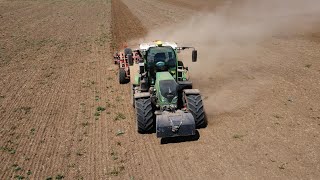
[
  {"xmin": 183, "ymin": 89, "xmax": 200, "ymax": 95},
  {"xmin": 134, "ymin": 92, "xmax": 150, "ymax": 99},
  {"xmin": 177, "ymin": 81, "xmax": 192, "ymax": 90},
  {"xmin": 156, "ymin": 110, "xmax": 195, "ymax": 138}
]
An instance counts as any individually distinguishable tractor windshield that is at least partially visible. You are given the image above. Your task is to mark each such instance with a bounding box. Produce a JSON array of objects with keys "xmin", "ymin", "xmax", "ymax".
[
  {"xmin": 159, "ymin": 80, "xmax": 177, "ymax": 102},
  {"xmin": 147, "ymin": 46, "xmax": 176, "ymax": 68}
]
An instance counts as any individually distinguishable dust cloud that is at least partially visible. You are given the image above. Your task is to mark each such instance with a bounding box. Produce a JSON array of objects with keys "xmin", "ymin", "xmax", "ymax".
[{"xmin": 134, "ymin": 0, "xmax": 320, "ymax": 115}]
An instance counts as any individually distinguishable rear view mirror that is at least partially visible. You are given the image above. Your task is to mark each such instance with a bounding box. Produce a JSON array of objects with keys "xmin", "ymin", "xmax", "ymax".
[{"xmin": 192, "ymin": 50, "xmax": 197, "ymax": 62}]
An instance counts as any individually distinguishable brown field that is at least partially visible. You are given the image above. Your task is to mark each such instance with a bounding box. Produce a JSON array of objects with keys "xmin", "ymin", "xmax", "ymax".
[{"xmin": 1, "ymin": 0, "xmax": 319, "ymax": 179}]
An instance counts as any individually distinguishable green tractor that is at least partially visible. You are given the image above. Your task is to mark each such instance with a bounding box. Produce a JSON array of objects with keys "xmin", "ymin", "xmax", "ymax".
[{"xmin": 130, "ymin": 41, "xmax": 206, "ymax": 138}]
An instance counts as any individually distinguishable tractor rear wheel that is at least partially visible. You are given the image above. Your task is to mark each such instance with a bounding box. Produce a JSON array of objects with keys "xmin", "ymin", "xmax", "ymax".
[
  {"xmin": 119, "ymin": 68, "xmax": 127, "ymax": 84},
  {"xmin": 135, "ymin": 98, "xmax": 154, "ymax": 133},
  {"xmin": 185, "ymin": 94, "xmax": 207, "ymax": 128}
]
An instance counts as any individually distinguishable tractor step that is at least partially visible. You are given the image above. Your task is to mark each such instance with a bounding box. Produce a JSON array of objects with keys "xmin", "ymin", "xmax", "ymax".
[{"xmin": 156, "ymin": 110, "xmax": 195, "ymax": 138}]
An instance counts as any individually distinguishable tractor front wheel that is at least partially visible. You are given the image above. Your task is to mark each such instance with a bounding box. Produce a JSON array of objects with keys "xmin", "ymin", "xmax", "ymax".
[
  {"xmin": 135, "ymin": 98, "xmax": 154, "ymax": 133},
  {"xmin": 119, "ymin": 68, "xmax": 127, "ymax": 84},
  {"xmin": 185, "ymin": 94, "xmax": 207, "ymax": 128}
]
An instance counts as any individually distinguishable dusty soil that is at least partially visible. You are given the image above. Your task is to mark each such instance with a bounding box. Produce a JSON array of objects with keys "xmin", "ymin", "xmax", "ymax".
[
  {"xmin": 158, "ymin": 0, "xmax": 225, "ymax": 11},
  {"xmin": 111, "ymin": 0, "xmax": 146, "ymax": 50},
  {"xmin": 1, "ymin": 0, "xmax": 319, "ymax": 179}
]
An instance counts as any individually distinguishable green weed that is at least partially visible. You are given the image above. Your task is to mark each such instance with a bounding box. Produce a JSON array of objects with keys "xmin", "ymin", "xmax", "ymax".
[
  {"xmin": 27, "ymin": 170, "xmax": 32, "ymax": 175},
  {"xmin": 56, "ymin": 174, "xmax": 64, "ymax": 179},
  {"xmin": 233, "ymin": 134, "xmax": 245, "ymax": 139},
  {"xmin": 81, "ymin": 122, "xmax": 90, "ymax": 127},
  {"xmin": 305, "ymin": 64, "xmax": 312, "ymax": 68},
  {"xmin": 30, "ymin": 128, "xmax": 36, "ymax": 135},
  {"xmin": 116, "ymin": 130, "xmax": 125, "ymax": 136},
  {"xmin": 14, "ymin": 175, "xmax": 25, "ymax": 180},
  {"xmin": 1, "ymin": 146, "xmax": 16, "ymax": 154},
  {"xmin": 114, "ymin": 113, "xmax": 126, "ymax": 121},
  {"xmin": 111, "ymin": 151, "xmax": 118, "ymax": 160},
  {"xmin": 96, "ymin": 106, "xmax": 106, "ymax": 112}
]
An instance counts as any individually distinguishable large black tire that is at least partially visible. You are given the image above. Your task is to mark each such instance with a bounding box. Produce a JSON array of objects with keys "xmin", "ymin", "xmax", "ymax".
[
  {"xmin": 186, "ymin": 94, "xmax": 207, "ymax": 128},
  {"xmin": 135, "ymin": 98, "xmax": 154, "ymax": 133},
  {"xmin": 124, "ymin": 48, "xmax": 132, "ymax": 56},
  {"xmin": 127, "ymin": 54, "xmax": 133, "ymax": 66},
  {"xmin": 119, "ymin": 68, "xmax": 127, "ymax": 84}
]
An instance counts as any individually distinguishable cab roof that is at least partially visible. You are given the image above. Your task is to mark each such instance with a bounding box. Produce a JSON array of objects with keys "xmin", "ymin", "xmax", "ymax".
[{"xmin": 139, "ymin": 41, "xmax": 178, "ymax": 51}]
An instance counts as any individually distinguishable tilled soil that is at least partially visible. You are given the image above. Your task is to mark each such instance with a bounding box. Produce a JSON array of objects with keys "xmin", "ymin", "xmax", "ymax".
[
  {"xmin": 0, "ymin": 0, "xmax": 120, "ymax": 179},
  {"xmin": 1, "ymin": 0, "xmax": 319, "ymax": 179}
]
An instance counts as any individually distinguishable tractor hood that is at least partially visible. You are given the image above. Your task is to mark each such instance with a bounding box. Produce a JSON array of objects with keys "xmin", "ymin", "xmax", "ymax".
[
  {"xmin": 159, "ymin": 80, "xmax": 177, "ymax": 102},
  {"xmin": 155, "ymin": 72, "xmax": 178, "ymax": 108}
]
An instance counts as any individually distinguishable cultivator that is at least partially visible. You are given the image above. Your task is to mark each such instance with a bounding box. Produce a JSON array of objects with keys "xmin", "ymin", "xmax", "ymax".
[{"xmin": 113, "ymin": 47, "xmax": 142, "ymax": 84}]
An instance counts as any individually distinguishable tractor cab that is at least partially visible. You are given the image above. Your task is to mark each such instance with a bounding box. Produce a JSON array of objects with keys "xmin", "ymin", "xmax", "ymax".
[
  {"xmin": 145, "ymin": 46, "xmax": 177, "ymax": 84},
  {"xmin": 137, "ymin": 40, "xmax": 197, "ymax": 87}
]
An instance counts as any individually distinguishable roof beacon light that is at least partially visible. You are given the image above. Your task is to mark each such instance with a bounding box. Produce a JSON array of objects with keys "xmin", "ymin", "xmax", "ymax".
[{"xmin": 155, "ymin": 40, "xmax": 163, "ymax": 47}]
